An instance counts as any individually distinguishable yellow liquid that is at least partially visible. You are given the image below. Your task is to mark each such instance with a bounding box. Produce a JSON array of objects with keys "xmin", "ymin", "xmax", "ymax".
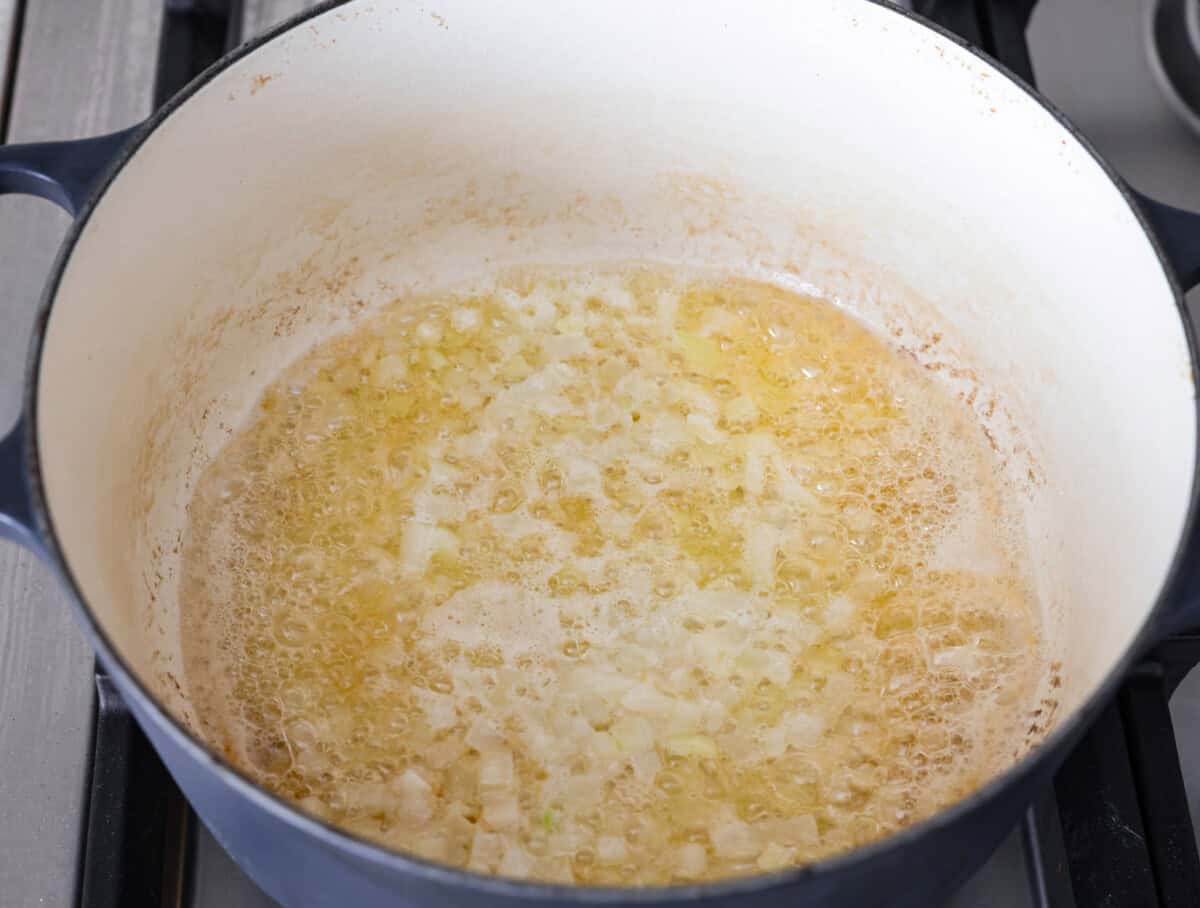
[{"xmin": 181, "ymin": 268, "xmax": 1041, "ymax": 885}]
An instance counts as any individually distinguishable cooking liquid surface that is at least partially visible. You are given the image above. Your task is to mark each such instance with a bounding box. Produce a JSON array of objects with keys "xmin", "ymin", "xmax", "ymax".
[{"xmin": 181, "ymin": 268, "xmax": 1042, "ymax": 885}]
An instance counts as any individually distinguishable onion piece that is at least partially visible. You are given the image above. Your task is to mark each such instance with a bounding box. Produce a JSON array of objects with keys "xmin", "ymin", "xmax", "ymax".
[
  {"xmin": 396, "ymin": 768, "xmax": 435, "ymax": 821},
  {"xmin": 596, "ymin": 836, "xmax": 628, "ymax": 864},
  {"xmin": 674, "ymin": 843, "xmax": 708, "ymax": 879},
  {"xmin": 498, "ymin": 844, "xmax": 534, "ymax": 878},
  {"xmin": 743, "ymin": 524, "xmax": 781, "ymax": 588},
  {"xmin": 757, "ymin": 842, "xmax": 797, "ymax": 871},
  {"xmin": 726, "ymin": 395, "xmax": 759, "ymax": 425},
  {"xmin": 611, "ymin": 716, "xmax": 655, "ymax": 753},
  {"xmin": 400, "ymin": 521, "xmax": 458, "ymax": 577},
  {"xmin": 465, "ymin": 717, "xmax": 506, "ymax": 752},
  {"xmin": 710, "ymin": 820, "xmax": 761, "ymax": 860},
  {"xmin": 425, "ymin": 737, "xmax": 467, "ymax": 770},
  {"xmin": 629, "ymin": 747, "xmax": 662, "ymax": 783},
  {"xmin": 479, "ymin": 750, "xmax": 515, "ymax": 789},
  {"xmin": 762, "ymin": 814, "xmax": 820, "ymax": 847},
  {"xmin": 664, "ymin": 734, "xmax": 718, "ymax": 759},
  {"xmin": 414, "ymin": 689, "xmax": 457, "ymax": 731},
  {"xmin": 468, "ymin": 830, "xmax": 504, "ymax": 873},
  {"xmin": 621, "ymin": 683, "xmax": 677, "ymax": 718},
  {"xmin": 481, "ymin": 789, "xmax": 520, "ymax": 830}
]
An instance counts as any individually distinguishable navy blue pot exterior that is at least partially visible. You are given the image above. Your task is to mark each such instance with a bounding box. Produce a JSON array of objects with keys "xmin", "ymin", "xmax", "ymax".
[{"xmin": 4, "ymin": 2, "xmax": 1200, "ymax": 906}]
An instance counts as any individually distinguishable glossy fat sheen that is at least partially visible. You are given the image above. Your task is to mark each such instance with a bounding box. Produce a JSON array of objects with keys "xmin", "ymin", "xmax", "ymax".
[{"xmin": 180, "ymin": 268, "xmax": 1043, "ymax": 885}]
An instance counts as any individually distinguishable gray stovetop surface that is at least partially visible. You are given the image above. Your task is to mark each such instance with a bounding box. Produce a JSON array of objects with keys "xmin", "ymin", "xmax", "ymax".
[{"xmin": 2, "ymin": 1, "xmax": 1200, "ymax": 905}]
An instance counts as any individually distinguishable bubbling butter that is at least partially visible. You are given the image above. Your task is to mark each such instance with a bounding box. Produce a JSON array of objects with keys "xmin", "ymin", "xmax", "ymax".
[{"xmin": 181, "ymin": 268, "xmax": 1042, "ymax": 885}]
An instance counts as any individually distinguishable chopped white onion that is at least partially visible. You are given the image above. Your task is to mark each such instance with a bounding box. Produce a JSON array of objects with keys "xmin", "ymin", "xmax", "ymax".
[
  {"xmin": 564, "ymin": 773, "xmax": 605, "ymax": 810},
  {"xmin": 710, "ymin": 820, "xmax": 761, "ymax": 860},
  {"xmin": 400, "ymin": 521, "xmax": 458, "ymax": 576},
  {"xmin": 726, "ymin": 394, "xmax": 760, "ymax": 425},
  {"xmin": 664, "ymin": 734, "xmax": 718, "ymax": 759},
  {"xmin": 763, "ymin": 814, "xmax": 820, "ymax": 847},
  {"xmin": 743, "ymin": 524, "xmax": 781, "ymax": 588},
  {"xmin": 588, "ymin": 731, "xmax": 619, "ymax": 763},
  {"xmin": 686, "ymin": 412, "xmax": 726, "ymax": 445},
  {"xmin": 621, "ymin": 684, "xmax": 677, "ymax": 719},
  {"xmin": 674, "ymin": 843, "xmax": 708, "ymax": 879},
  {"xmin": 498, "ymin": 844, "xmax": 534, "ymax": 878},
  {"xmin": 465, "ymin": 717, "xmax": 506, "ymax": 753},
  {"xmin": 825, "ymin": 595, "xmax": 857, "ymax": 630},
  {"xmin": 756, "ymin": 842, "xmax": 797, "ymax": 871},
  {"xmin": 762, "ymin": 650, "xmax": 794, "ymax": 687},
  {"xmin": 481, "ymin": 789, "xmax": 520, "ymax": 830},
  {"xmin": 630, "ymin": 747, "xmax": 662, "ymax": 783},
  {"xmin": 479, "ymin": 750, "xmax": 515, "ymax": 788},
  {"xmin": 451, "ymin": 307, "xmax": 480, "ymax": 332},
  {"xmin": 414, "ymin": 689, "xmax": 458, "ymax": 730},
  {"xmin": 782, "ymin": 710, "xmax": 826, "ymax": 747},
  {"xmin": 548, "ymin": 828, "xmax": 586, "ymax": 857},
  {"xmin": 396, "ymin": 768, "xmax": 434, "ymax": 821},
  {"xmin": 596, "ymin": 836, "xmax": 628, "ymax": 864},
  {"xmin": 468, "ymin": 830, "xmax": 504, "ymax": 873},
  {"xmin": 822, "ymin": 673, "xmax": 857, "ymax": 711},
  {"xmin": 374, "ymin": 353, "xmax": 408, "ymax": 385}
]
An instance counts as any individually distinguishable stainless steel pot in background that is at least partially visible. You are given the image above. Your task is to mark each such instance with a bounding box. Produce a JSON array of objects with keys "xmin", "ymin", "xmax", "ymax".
[{"xmin": 5, "ymin": 2, "xmax": 1200, "ymax": 905}]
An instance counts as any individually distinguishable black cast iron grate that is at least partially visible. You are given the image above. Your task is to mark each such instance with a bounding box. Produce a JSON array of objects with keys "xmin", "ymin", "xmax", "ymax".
[{"xmin": 74, "ymin": 2, "xmax": 1200, "ymax": 906}]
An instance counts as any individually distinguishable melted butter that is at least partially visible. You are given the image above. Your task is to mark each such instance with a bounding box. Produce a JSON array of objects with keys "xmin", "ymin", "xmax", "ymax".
[{"xmin": 181, "ymin": 268, "xmax": 1042, "ymax": 885}]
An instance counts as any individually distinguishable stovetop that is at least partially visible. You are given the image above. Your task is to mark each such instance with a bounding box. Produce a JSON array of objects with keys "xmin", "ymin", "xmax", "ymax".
[{"xmin": 69, "ymin": 1, "xmax": 1200, "ymax": 907}]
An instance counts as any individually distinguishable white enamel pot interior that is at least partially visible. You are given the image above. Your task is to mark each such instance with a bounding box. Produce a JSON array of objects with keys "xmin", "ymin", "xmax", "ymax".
[{"xmin": 21, "ymin": 0, "xmax": 1198, "ymax": 898}]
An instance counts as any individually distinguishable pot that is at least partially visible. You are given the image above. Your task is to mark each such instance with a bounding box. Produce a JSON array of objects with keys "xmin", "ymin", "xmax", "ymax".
[{"xmin": 3, "ymin": 1, "xmax": 1200, "ymax": 905}]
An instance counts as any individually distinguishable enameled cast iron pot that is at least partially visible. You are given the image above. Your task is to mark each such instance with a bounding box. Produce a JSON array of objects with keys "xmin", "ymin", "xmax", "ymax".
[{"xmin": 5, "ymin": 2, "xmax": 1200, "ymax": 905}]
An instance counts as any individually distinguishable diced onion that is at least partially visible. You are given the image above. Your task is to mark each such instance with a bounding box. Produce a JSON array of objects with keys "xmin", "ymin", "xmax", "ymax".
[
  {"xmin": 664, "ymin": 734, "xmax": 718, "ymax": 759},
  {"xmin": 630, "ymin": 748, "xmax": 662, "ymax": 783},
  {"xmin": 710, "ymin": 820, "xmax": 761, "ymax": 860},
  {"xmin": 468, "ymin": 830, "xmax": 504, "ymax": 873},
  {"xmin": 674, "ymin": 843, "xmax": 708, "ymax": 879},
  {"xmin": 763, "ymin": 650, "xmax": 794, "ymax": 686},
  {"xmin": 596, "ymin": 836, "xmax": 628, "ymax": 864},
  {"xmin": 451, "ymin": 307, "xmax": 480, "ymax": 332},
  {"xmin": 481, "ymin": 789, "xmax": 520, "ymax": 830},
  {"xmin": 396, "ymin": 768, "xmax": 434, "ymax": 821},
  {"xmin": 726, "ymin": 395, "xmax": 759, "ymax": 425},
  {"xmin": 825, "ymin": 595, "xmax": 857, "ymax": 630},
  {"xmin": 479, "ymin": 750, "xmax": 515, "ymax": 788},
  {"xmin": 743, "ymin": 524, "xmax": 780, "ymax": 588},
  {"xmin": 400, "ymin": 521, "xmax": 458, "ymax": 576},
  {"xmin": 465, "ymin": 717, "xmax": 506, "ymax": 753},
  {"xmin": 621, "ymin": 684, "xmax": 677, "ymax": 719},
  {"xmin": 756, "ymin": 842, "xmax": 796, "ymax": 871},
  {"xmin": 415, "ymin": 689, "xmax": 457, "ymax": 730},
  {"xmin": 763, "ymin": 815, "xmax": 819, "ymax": 847},
  {"xmin": 686, "ymin": 412, "xmax": 727, "ymax": 445},
  {"xmin": 782, "ymin": 710, "xmax": 826, "ymax": 747},
  {"xmin": 498, "ymin": 844, "xmax": 534, "ymax": 877}
]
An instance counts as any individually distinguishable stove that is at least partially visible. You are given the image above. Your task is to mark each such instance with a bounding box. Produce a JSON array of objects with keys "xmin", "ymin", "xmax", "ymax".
[{"xmin": 70, "ymin": 2, "xmax": 1200, "ymax": 906}]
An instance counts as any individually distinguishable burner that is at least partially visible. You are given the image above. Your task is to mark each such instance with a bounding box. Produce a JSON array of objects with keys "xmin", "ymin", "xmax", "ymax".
[{"xmin": 1148, "ymin": 0, "xmax": 1200, "ymax": 135}]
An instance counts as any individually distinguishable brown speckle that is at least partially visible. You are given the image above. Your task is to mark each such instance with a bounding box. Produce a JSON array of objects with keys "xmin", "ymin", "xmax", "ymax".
[{"xmin": 249, "ymin": 73, "xmax": 279, "ymax": 95}]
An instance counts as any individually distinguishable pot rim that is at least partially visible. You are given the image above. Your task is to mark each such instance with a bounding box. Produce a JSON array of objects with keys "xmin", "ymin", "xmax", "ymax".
[{"xmin": 19, "ymin": 0, "xmax": 1200, "ymax": 900}]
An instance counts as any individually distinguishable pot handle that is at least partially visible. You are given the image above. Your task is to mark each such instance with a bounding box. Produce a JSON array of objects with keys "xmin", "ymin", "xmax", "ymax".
[
  {"xmin": 0, "ymin": 125, "xmax": 139, "ymax": 549},
  {"xmin": 1133, "ymin": 190, "xmax": 1200, "ymax": 291},
  {"xmin": 0, "ymin": 127, "xmax": 138, "ymax": 216}
]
